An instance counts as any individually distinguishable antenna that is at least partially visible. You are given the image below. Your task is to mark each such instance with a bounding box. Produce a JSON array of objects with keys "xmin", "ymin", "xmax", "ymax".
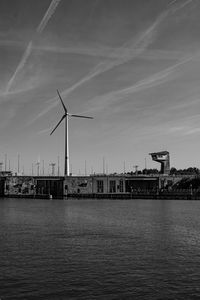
[
  {"xmin": 57, "ymin": 156, "xmax": 60, "ymax": 176},
  {"xmin": 50, "ymin": 90, "xmax": 93, "ymax": 176},
  {"xmin": 49, "ymin": 163, "xmax": 56, "ymax": 176},
  {"xmin": 42, "ymin": 160, "xmax": 45, "ymax": 175},
  {"xmin": 106, "ymin": 163, "xmax": 108, "ymax": 175},
  {"xmin": 103, "ymin": 157, "xmax": 105, "ymax": 174},
  {"xmin": 17, "ymin": 154, "xmax": 20, "ymax": 173},
  {"xmin": 91, "ymin": 166, "xmax": 94, "ymax": 175},
  {"xmin": 133, "ymin": 165, "xmax": 139, "ymax": 175},
  {"xmin": 123, "ymin": 161, "xmax": 126, "ymax": 174},
  {"xmin": 36, "ymin": 161, "xmax": 40, "ymax": 176},
  {"xmin": 144, "ymin": 157, "xmax": 147, "ymax": 175},
  {"xmin": 85, "ymin": 160, "xmax": 87, "ymax": 176},
  {"xmin": 4, "ymin": 154, "xmax": 7, "ymax": 171}
]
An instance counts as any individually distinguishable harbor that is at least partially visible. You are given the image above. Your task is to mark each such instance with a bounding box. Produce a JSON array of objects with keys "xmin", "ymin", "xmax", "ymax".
[
  {"xmin": 1, "ymin": 150, "xmax": 200, "ymax": 200},
  {"xmin": 2, "ymin": 0, "xmax": 200, "ymax": 299},
  {"xmin": 0, "ymin": 172, "xmax": 199, "ymax": 200}
]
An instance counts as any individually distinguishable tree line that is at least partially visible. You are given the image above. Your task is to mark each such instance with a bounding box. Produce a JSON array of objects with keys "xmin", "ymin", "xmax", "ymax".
[{"xmin": 127, "ymin": 167, "xmax": 200, "ymax": 176}]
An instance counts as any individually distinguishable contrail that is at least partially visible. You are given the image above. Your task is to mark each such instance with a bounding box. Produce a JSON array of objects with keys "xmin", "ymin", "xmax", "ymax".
[
  {"xmin": 5, "ymin": 0, "xmax": 61, "ymax": 93},
  {"xmin": 172, "ymin": 0, "xmax": 193, "ymax": 12},
  {"xmin": 37, "ymin": 0, "xmax": 61, "ymax": 33},
  {"xmin": 28, "ymin": 50, "xmax": 199, "ymax": 126},
  {"xmin": 85, "ymin": 54, "xmax": 198, "ymax": 113},
  {"xmin": 57, "ymin": 11, "xmax": 167, "ymax": 100},
  {"xmin": 169, "ymin": 0, "xmax": 178, "ymax": 6},
  {"xmin": 28, "ymin": 0, "xmax": 194, "ymax": 123},
  {"xmin": 58, "ymin": 0, "xmax": 192, "ymax": 99},
  {"xmin": 27, "ymin": 14, "xmax": 165, "ymax": 124},
  {"xmin": 5, "ymin": 41, "xmax": 33, "ymax": 93}
]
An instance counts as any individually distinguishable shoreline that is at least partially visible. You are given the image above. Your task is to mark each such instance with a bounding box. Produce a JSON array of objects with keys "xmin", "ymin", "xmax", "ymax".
[{"xmin": 1, "ymin": 192, "xmax": 198, "ymax": 200}]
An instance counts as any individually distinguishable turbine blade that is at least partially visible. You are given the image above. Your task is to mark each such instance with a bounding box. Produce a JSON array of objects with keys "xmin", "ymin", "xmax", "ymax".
[
  {"xmin": 50, "ymin": 114, "xmax": 66, "ymax": 135},
  {"xmin": 70, "ymin": 114, "xmax": 93, "ymax": 119},
  {"xmin": 57, "ymin": 89, "xmax": 67, "ymax": 113}
]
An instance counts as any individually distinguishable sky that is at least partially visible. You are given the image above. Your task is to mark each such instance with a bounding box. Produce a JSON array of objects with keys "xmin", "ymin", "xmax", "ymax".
[{"xmin": 0, "ymin": 0, "xmax": 200, "ymax": 175}]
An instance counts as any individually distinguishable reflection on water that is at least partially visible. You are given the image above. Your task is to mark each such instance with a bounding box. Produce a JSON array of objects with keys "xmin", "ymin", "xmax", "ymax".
[{"xmin": 1, "ymin": 198, "xmax": 200, "ymax": 299}]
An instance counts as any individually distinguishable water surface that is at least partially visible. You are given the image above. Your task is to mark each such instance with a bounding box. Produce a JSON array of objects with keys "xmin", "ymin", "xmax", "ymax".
[{"xmin": 1, "ymin": 198, "xmax": 200, "ymax": 299}]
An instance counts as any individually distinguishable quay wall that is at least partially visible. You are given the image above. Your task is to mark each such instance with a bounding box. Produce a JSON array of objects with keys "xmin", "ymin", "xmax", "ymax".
[
  {"xmin": 0, "ymin": 174, "xmax": 199, "ymax": 200},
  {"xmin": 66, "ymin": 191, "xmax": 199, "ymax": 200}
]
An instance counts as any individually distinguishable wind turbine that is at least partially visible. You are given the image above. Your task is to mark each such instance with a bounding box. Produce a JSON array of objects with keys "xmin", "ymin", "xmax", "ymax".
[{"xmin": 50, "ymin": 90, "xmax": 93, "ymax": 177}]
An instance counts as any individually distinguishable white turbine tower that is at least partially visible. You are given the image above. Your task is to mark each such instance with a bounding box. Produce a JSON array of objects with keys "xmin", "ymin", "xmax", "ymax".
[{"xmin": 50, "ymin": 90, "xmax": 93, "ymax": 177}]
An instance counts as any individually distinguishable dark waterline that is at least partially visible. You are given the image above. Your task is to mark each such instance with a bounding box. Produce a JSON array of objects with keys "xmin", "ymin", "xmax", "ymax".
[{"xmin": 1, "ymin": 198, "xmax": 200, "ymax": 299}]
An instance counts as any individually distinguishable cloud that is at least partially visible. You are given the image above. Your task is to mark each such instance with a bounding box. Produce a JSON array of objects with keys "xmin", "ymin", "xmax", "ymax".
[
  {"xmin": 26, "ymin": 98, "xmax": 59, "ymax": 126},
  {"xmin": 57, "ymin": 0, "xmax": 193, "ymax": 98},
  {"xmin": 4, "ymin": 0, "xmax": 62, "ymax": 94},
  {"xmin": 0, "ymin": 105, "xmax": 17, "ymax": 128},
  {"xmin": 36, "ymin": 0, "xmax": 62, "ymax": 34},
  {"xmin": 28, "ymin": 8, "xmax": 169, "ymax": 123},
  {"xmin": 37, "ymin": 127, "xmax": 52, "ymax": 135},
  {"xmin": 168, "ymin": 126, "xmax": 187, "ymax": 132},
  {"xmin": 28, "ymin": 0, "xmax": 195, "ymax": 124},
  {"xmin": 185, "ymin": 127, "xmax": 200, "ymax": 135},
  {"xmin": 5, "ymin": 41, "xmax": 33, "ymax": 93},
  {"xmin": 29, "ymin": 52, "xmax": 193, "ymax": 125},
  {"xmin": 171, "ymin": 0, "xmax": 194, "ymax": 12},
  {"xmin": 85, "ymin": 53, "xmax": 197, "ymax": 113},
  {"xmin": 0, "ymin": 38, "xmax": 185, "ymax": 62},
  {"xmin": 0, "ymin": 39, "xmax": 24, "ymax": 48},
  {"xmin": 166, "ymin": 125, "xmax": 200, "ymax": 136}
]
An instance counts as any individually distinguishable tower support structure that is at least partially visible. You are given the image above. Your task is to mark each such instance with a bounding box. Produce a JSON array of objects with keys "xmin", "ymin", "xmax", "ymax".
[{"xmin": 149, "ymin": 151, "xmax": 170, "ymax": 175}]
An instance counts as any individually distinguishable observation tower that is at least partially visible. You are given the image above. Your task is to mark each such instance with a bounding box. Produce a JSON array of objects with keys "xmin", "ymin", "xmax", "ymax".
[{"xmin": 149, "ymin": 151, "xmax": 170, "ymax": 175}]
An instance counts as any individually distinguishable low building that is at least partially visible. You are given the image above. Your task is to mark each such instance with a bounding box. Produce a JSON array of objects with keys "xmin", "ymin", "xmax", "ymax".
[
  {"xmin": 65, "ymin": 174, "xmax": 160, "ymax": 196},
  {"xmin": 4, "ymin": 176, "xmax": 64, "ymax": 199}
]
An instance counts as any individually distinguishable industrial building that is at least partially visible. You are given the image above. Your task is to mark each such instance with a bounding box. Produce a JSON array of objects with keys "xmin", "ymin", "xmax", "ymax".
[
  {"xmin": 0, "ymin": 173, "xmax": 165, "ymax": 198},
  {"xmin": 0, "ymin": 149, "xmax": 184, "ymax": 199},
  {"xmin": 64, "ymin": 174, "xmax": 160, "ymax": 196},
  {"xmin": 1, "ymin": 175, "xmax": 64, "ymax": 198}
]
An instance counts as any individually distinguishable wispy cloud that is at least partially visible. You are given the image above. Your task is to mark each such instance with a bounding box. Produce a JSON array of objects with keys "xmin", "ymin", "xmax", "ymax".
[
  {"xmin": 4, "ymin": 0, "xmax": 62, "ymax": 94},
  {"xmin": 27, "ymin": 99, "xmax": 59, "ymax": 126},
  {"xmin": 28, "ymin": 8, "xmax": 169, "ymax": 123},
  {"xmin": 185, "ymin": 127, "xmax": 200, "ymax": 135},
  {"xmin": 56, "ymin": 0, "xmax": 194, "ymax": 98},
  {"xmin": 37, "ymin": 127, "xmax": 52, "ymax": 135},
  {"xmin": 171, "ymin": 0, "xmax": 194, "ymax": 12},
  {"xmin": 168, "ymin": 126, "xmax": 187, "ymax": 133},
  {"xmin": 0, "ymin": 105, "xmax": 17, "ymax": 128},
  {"xmin": 166, "ymin": 125, "xmax": 200, "ymax": 137},
  {"xmin": 0, "ymin": 39, "xmax": 24, "ymax": 48},
  {"xmin": 0, "ymin": 38, "xmax": 186, "ymax": 61},
  {"xmin": 29, "ymin": 0, "xmax": 194, "ymax": 124},
  {"xmin": 85, "ymin": 53, "xmax": 198, "ymax": 113},
  {"xmin": 36, "ymin": 0, "xmax": 61, "ymax": 34},
  {"xmin": 58, "ymin": 10, "xmax": 167, "ymax": 96},
  {"xmin": 5, "ymin": 41, "xmax": 33, "ymax": 93}
]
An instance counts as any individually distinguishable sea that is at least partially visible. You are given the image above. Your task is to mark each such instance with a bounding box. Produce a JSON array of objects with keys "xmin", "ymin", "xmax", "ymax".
[{"xmin": 1, "ymin": 198, "xmax": 200, "ymax": 300}]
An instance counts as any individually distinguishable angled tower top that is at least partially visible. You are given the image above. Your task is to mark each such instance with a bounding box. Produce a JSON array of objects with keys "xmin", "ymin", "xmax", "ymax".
[{"xmin": 149, "ymin": 151, "xmax": 170, "ymax": 175}]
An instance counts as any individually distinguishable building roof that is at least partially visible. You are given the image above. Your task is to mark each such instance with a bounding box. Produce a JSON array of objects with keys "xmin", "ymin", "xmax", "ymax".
[{"xmin": 149, "ymin": 151, "xmax": 169, "ymax": 156}]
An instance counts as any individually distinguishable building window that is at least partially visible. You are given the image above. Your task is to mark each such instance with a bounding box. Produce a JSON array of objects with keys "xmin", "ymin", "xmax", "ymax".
[
  {"xmin": 97, "ymin": 180, "xmax": 104, "ymax": 193},
  {"xmin": 109, "ymin": 180, "xmax": 116, "ymax": 193},
  {"xmin": 119, "ymin": 180, "xmax": 123, "ymax": 192}
]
